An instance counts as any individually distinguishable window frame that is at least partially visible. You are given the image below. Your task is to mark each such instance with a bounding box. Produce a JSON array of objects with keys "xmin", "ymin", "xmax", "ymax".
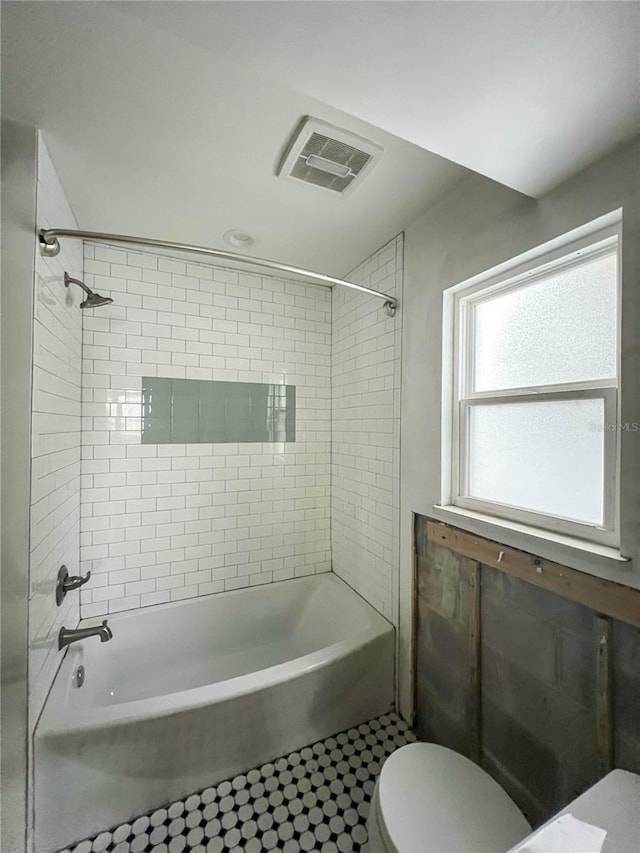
[{"xmin": 446, "ymin": 222, "xmax": 621, "ymax": 548}]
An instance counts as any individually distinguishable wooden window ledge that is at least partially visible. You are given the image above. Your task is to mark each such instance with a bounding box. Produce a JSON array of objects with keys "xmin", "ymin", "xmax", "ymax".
[{"xmin": 431, "ymin": 505, "xmax": 636, "ymax": 595}]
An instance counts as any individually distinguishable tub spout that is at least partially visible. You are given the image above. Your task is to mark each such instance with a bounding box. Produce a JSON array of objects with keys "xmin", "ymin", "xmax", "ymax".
[{"xmin": 58, "ymin": 620, "xmax": 113, "ymax": 651}]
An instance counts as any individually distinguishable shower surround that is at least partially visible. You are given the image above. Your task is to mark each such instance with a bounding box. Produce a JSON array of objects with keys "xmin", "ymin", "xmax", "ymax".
[
  {"xmin": 79, "ymin": 245, "xmax": 332, "ymax": 616},
  {"xmin": 78, "ymin": 237, "xmax": 402, "ymax": 623}
]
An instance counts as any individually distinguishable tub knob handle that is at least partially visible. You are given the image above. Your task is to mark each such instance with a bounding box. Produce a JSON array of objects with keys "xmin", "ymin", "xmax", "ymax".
[{"xmin": 56, "ymin": 565, "xmax": 92, "ymax": 606}]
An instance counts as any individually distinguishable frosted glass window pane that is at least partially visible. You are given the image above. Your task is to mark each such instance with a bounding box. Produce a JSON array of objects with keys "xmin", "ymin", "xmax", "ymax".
[
  {"xmin": 472, "ymin": 253, "xmax": 617, "ymax": 392},
  {"xmin": 467, "ymin": 399, "xmax": 605, "ymax": 525}
]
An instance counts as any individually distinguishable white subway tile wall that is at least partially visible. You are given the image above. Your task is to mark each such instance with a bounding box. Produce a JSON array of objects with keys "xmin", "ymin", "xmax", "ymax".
[
  {"xmin": 29, "ymin": 138, "xmax": 83, "ymax": 727},
  {"xmin": 331, "ymin": 236, "xmax": 403, "ymax": 625},
  {"xmin": 79, "ymin": 244, "xmax": 331, "ymax": 616}
]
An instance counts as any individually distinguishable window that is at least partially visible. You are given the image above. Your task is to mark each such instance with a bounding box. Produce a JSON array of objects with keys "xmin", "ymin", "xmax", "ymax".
[{"xmin": 445, "ymin": 221, "xmax": 620, "ymax": 546}]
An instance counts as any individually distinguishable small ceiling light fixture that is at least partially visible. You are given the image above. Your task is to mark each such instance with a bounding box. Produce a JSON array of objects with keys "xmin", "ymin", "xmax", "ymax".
[{"xmin": 223, "ymin": 229, "xmax": 255, "ymax": 248}]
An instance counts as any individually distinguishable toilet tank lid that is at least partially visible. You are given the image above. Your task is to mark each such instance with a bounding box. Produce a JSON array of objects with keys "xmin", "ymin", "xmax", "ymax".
[{"xmin": 377, "ymin": 743, "xmax": 531, "ymax": 853}]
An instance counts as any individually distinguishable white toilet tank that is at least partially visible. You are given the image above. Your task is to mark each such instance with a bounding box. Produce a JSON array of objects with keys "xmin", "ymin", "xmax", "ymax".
[{"xmin": 368, "ymin": 743, "xmax": 531, "ymax": 853}]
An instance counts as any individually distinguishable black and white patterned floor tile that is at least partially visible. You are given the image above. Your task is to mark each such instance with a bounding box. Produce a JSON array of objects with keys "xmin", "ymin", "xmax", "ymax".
[{"xmin": 60, "ymin": 712, "xmax": 415, "ymax": 853}]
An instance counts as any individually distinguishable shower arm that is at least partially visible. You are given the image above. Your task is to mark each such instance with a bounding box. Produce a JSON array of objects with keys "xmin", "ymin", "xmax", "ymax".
[
  {"xmin": 64, "ymin": 271, "xmax": 93, "ymax": 297},
  {"xmin": 39, "ymin": 228, "xmax": 398, "ymax": 317}
]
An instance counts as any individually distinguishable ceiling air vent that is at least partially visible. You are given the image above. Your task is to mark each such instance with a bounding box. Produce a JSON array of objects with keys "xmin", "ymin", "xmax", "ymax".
[{"xmin": 277, "ymin": 117, "xmax": 383, "ymax": 196}]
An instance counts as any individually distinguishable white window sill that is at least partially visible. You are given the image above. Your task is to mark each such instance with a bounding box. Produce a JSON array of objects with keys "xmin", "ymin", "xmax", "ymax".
[{"xmin": 431, "ymin": 505, "xmax": 637, "ymax": 589}]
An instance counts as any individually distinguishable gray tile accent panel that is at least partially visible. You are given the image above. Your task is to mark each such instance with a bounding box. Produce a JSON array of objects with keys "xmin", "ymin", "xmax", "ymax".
[{"xmin": 142, "ymin": 377, "xmax": 296, "ymax": 444}]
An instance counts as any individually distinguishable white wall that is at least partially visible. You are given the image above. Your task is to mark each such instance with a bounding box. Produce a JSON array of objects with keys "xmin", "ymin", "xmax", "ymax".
[
  {"xmin": 331, "ymin": 236, "xmax": 402, "ymax": 625},
  {"xmin": 29, "ymin": 138, "xmax": 83, "ymax": 729},
  {"xmin": 1, "ymin": 116, "xmax": 38, "ymax": 853},
  {"xmin": 79, "ymin": 245, "xmax": 331, "ymax": 616},
  {"xmin": 398, "ymin": 138, "xmax": 640, "ymax": 719}
]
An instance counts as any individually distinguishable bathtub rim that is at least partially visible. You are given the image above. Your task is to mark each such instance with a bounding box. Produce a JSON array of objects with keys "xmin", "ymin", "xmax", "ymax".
[{"xmin": 37, "ymin": 573, "xmax": 394, "ymax": 738}]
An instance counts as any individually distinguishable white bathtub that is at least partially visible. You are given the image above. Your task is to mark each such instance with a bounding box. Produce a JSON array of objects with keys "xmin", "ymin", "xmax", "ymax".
[{"xmin": 34, "ymin": 573, "xmax": 394, "ymax": 852}]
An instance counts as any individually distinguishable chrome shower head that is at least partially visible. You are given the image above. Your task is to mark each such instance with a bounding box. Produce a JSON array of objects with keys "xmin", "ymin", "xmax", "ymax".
[
  {"xmin": 64, "ymin": 272, "xmax": 113, "ymax": 309},
  {"xmin": 80, "ymin": 291, "xmax": 114, "ymax": 309}
]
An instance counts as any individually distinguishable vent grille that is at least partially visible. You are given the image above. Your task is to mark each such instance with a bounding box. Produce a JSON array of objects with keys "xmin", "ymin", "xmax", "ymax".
[
  {"xmin": 290, "ymin": 133, "xmax": 372, "ymax": 192},
  {"xmin": 278, "ymin": 118, "xmax": 382, "ymax": 195}
]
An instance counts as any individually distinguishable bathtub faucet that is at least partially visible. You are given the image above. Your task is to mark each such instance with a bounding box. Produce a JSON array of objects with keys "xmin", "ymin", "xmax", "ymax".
[{"xmin": 58, "ymin": 620, "xmax": 113, "ymax": 651}]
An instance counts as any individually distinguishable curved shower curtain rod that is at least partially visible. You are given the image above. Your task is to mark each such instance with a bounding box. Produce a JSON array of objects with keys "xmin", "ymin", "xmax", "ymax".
[{"xmin": 38, "ymin": 228, "xmax": 398, "ymax": 317}]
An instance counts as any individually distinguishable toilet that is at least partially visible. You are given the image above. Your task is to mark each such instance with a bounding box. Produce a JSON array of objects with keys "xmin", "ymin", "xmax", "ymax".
[{"xmin": 368, "ymin": 743, "xmax": 531, "ymax": 853}]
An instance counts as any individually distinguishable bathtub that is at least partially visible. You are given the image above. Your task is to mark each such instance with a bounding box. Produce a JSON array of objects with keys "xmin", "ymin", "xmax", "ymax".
[{"xmin": 34, "ymin": 573, "xmax": 394, "ymax": 852}]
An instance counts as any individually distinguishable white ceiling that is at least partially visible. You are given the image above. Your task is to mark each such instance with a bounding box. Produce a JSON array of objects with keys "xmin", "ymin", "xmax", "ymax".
[
  {"xmin": 121, "ymin": 1, "xmax": 640, "ymax": 197},
  {"xmin": 3, "ymin": 2, "xmax": 638, "ymax": 277},
  {"xmin": 1, "ymin": 2, "xmax": 471, "ymax": 277}
]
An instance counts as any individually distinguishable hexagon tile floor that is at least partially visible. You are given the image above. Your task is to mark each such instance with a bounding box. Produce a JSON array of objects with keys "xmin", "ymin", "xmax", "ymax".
[{"xmin": 58, "ymin": 712, "xmax": 416, "ymax": 853}]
